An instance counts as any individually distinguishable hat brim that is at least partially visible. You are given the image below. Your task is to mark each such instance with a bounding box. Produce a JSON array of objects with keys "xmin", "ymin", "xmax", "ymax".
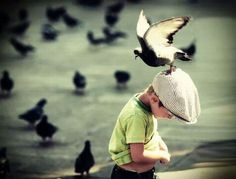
[{"xmin": 169, "ymin": 111, "xmax": 197, "ymax": 124}]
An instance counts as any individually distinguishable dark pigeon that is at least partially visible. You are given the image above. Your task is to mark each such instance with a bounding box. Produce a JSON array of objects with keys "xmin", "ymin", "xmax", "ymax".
[
  {"xmin": 180, "ymin": 39, "xmax": 196, "ymax": 58},
  {"xmin": 114, "ymin": 70, "xmax": 130, "ymax": 89},
  {"xmin": 73, "ymin": 71, "xmax": 86, "ymax": 94},
  {"xmin": 63, "ymin": 13, "xmax": 81, "ymax": 28},
  {"xmin": 46, "ymin": 6, "xmax": 66, "ymax": 22},
  {"xmin": 10, "ymin": 37, "xmax": 35, "ymax": 56},
  {"xmin": 106, "ymin": 0, "xmax": 125, "ymax": 14},
  {"xmin": 134, "ymin": 10, "xmax": 191, "ymax": 73},
  {"xmin": 0, "ymin": 11, "xmax": 10, "ymax": 32},
  {"xmin": 0, "ymin": 147, "xmax": 10, "ymax": 178},
  {"xmin": 75, "ymin": 0, "xmax": 103, "ymax": 7},
  {"xmin": 8, "ymin": 20, "xmax": 30, "ymax": 36},
  {"xmin": 104, "ymin": 12, "xmax": 119, "ymax": 27},
  {"xmin": 35, "ymin": 115, "xmax": 58, "ymax": 141},
  {"xmin": 102, "ymin": 26, "xmax": 127, "ymax": 43},
  {"xmin": 0, "ymin": 70, "xmax": 14, "ymax": 94},
  {"xmin": 18, "ymin": 8, "xmax": 28, "ymax": 21},
  {"xmin": 87, "ymin": 31, "xmax": 106, "ymax": 45},
  {"xmin": 41, "ymin": 24, "xmax": 59, "ymax": 41},
  {"xmin": 74, "ymin": 140, "xmax": 95, "ymax": 176},
  {"xmin": 18, "ymin": 98, "xmax": 47, "ymax": 125}
]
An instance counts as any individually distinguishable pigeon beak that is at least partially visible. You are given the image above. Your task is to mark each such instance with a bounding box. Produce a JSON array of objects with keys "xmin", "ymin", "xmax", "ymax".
[{"xmin": 135, "ymin": 55, "xmax": 138, "ymax": 60}]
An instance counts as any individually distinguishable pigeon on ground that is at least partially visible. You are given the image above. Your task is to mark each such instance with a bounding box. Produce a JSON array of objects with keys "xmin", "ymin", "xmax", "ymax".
[
  {"xmin": 18, "ymin": 8, "xmax": 28, "ymax": 21},
  {"xmin": 104, "ymin": 12, "xmax": 119, "ymax": 27},
  {"xmin": 114, "ymin": 70, "xmax": 130, "ymax": 89},
  {"xmin": 106, "ymin": 0, "xmax": 125, "ymax": 14},
  {"xmin": 41, "ymin": 24, "xmax": 59, "ymax": 41},
  {"xmin": 87, "ymin": 31, "xmax": 106, "ymax": 45},
  {"xmin": 73, "ymin": 71, "xmax": 86, "ymax": 94},
  {"xmin": 0, "ymin": 11, "xmax": 10, "ymax": 32},
  {"xmin": 0, "ymin": 147, "xmax": 10, "ymax": 178},
  {"xmin": 102, "ymin": 27, "xmax": 127, "ymax": 43},
  {"xmin": 74, "ymin": 140, "xmax": 95, "ymax": 176},
  {"xmin": 180, "ymin": 39, "xmax": 196, "ymax": 58},
  {"xmin": 75, "ymin": 0, "xmax": 103, "ymax": 7},
  {"xmin": 0, "ymin": 70, "xmax": 14, "ymax": 95},
  {"xmin": 46, "ymin": 6, "xmax": 66, "ymax": 22},
  {"xmin": 10, "ymin": 37, "xmax": 35, "ymax": 56},
  {"xmin": 35, "ymin": 115, "xmax": 58, "ymax": 141},
  {"xmin": 8, "ymin": 20, "xmax": 30, "ymax": 36},
  {"xmin": 134, "ymin": 10, "xmax": 192, "ymax": 73},
  {"xmin": 62, "ymin": 12, "xmax": 81, "ymax": 28},
  {"xmin": 18, "ymin": 98, "xmax": 47, "ymax": 125}
]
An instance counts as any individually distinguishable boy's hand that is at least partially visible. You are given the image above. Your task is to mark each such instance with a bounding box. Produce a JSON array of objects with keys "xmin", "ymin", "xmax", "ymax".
[{"xmin": 160, "ymin": 151, "xmax": 171, "ymax": 165}]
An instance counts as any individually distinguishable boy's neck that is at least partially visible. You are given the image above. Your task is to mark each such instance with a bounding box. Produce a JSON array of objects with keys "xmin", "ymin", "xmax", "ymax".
[{"xmin": 138, "ymin": 92, "xmax": 150, "ymax": 107}]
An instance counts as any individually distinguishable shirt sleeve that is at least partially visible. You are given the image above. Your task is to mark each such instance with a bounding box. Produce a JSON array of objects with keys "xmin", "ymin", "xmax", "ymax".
[{"xmin": 125, "ymin": 113, "xmax": 146, "ymax": 144}]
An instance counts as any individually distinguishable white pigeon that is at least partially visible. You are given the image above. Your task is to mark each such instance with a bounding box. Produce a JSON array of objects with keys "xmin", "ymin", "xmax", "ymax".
[{"xmin": 134, "ymin": 10, "xmax": 192, "ymax": 73}]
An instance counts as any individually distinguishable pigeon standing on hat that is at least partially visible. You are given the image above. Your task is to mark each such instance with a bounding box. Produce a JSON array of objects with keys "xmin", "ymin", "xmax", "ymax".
[{"xmin": 134, "ymin": 10, "xmax": 192, "ymax": 73}]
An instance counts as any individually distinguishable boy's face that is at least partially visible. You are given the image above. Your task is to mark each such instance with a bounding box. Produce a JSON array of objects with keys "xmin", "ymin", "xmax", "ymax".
[{"xmin": 149, "ymin": 93, "xmax": 174, "ymax": 119}]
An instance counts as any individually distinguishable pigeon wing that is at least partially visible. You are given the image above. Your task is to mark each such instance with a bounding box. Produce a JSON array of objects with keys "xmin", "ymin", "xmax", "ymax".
[
  {"xmin": 144, "ymin": 16, "xmax": 191, "ymax": 48},
  {"xmin": 136, "ymin": 10, "xmax": 151, "ymax": 51}
]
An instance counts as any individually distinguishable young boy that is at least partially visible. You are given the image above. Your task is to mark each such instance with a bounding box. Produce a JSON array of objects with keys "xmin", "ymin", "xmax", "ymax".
[{"xmin": 108, "ymin": 68, "xmax": 201, "ymax": 179}]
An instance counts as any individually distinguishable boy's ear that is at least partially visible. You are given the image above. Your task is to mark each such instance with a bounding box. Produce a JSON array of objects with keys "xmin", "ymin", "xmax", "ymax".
[{"xmin": 149, "ymin": 92, "xmax": 159, "ymax": 103}]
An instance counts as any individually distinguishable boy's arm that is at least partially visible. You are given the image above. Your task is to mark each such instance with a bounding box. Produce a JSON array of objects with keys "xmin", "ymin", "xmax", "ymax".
[
  {"xmin": 130, "ymin": 143, "xmax": 170, "ymax": 164},
  {"xmin": 157, "ymin": 136, "xmax": 168, "ymax": 152}
]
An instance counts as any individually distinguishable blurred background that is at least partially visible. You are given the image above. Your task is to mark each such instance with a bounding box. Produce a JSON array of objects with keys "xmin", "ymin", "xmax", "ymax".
[{"xmin": 0, "ymin": 0, "xmax": 236, "ymax": 178}]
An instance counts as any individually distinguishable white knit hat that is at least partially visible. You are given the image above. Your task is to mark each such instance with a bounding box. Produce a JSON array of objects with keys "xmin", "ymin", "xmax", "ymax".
[{"xmin": 152, "ymin": 68, "xmax": 201, "ymax": 124}]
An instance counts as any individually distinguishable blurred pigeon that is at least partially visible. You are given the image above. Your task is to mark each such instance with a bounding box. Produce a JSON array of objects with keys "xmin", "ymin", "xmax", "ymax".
[
  {"xmin": 0, "ymin": 70, "xmax": 14, "ymax": 95},
  {"xmin": 35, "ymin": 115, "xmax": 58, "ymax": 141},
  {"xmin": 41, "ymin": 23, "xmax": 59, "ymax": 41},
  {"xmin": 18, "ymin": 98, "xmax": 47, "ymax": 125},
  {"xmin": 0, "ymin": 147, "xmax": 10, "ymax": 178},
  {"xmin": 114, "ymin": 70, "xmax": 130, "ymax": 89},
  {"xmin": 18, "ymin": 8, "xmax": 28, "ymax": 21},
  {"xmin": 46, "ymin": 6, "xmax": 66, "ymax": 22},
  {"xmin": 87, "ymin": 31, "xmax": 106, "ymax": 45},
  {"xmin": 74, "ymin": 140, "xmax": 95, "ymax": 176},
  {"xmin": 102, "ymin": 26, "xmax": 127, "ymax": 43},
  {"xmin": 75, "ymin": 0, "xmax": 103, "ymax": 7},
  {"xmin": 0, "ymin": 11, "xmax": 10, "ymax": 32},
  {"xmin": 180, "ymin": 39, "xmax": 196, "ymax": 58},
  {"xmin": 73, "ymin": 71, "xmax": 86, "ymax": 94},
  {"xmin": 106, "ymin": 0, "xmax": 125, "ymax": 14},
  {"xmin": 134, "ymin": 10, "xmax": 191, "ymax": 73},
  {"xmin": 63, "ymin": 12, "xmax": 81, "ymax": 28},
  {"xmin": 127, "ymin": 0, "xmax": 142, "ymax": 3},
  {"xmin": 104, "ymin": 12, "xmax": 119, "ymax": 27},
  {"xmin": 10, "ymin": 37, "xmax": 35, "ymax": 56},
  {"xmin": 8, "ymin": 20, "xmax": 30, "ymax": 35}
]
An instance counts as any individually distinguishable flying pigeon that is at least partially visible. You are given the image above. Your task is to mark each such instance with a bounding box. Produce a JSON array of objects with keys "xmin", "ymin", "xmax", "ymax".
[
  {"xmin": 35, "ymin": 115, "xmax": 58, "ymax": 141},
  {"xmin": 0, "ymin": 70, "xmax": 14, "ymax": 95},
  {"xmin": 74, "ymin": 140, "xmax": 95, "ymax": 176},
  {"xmin": 134, "ymin": 10, "xmax": 192, "ymax": 73}
]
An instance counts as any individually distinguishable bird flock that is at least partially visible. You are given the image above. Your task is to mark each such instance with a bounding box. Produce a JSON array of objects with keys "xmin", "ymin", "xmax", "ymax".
[{"xmin": 0, "ymin": 0, "xmax": 197, "ymax": 177}]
